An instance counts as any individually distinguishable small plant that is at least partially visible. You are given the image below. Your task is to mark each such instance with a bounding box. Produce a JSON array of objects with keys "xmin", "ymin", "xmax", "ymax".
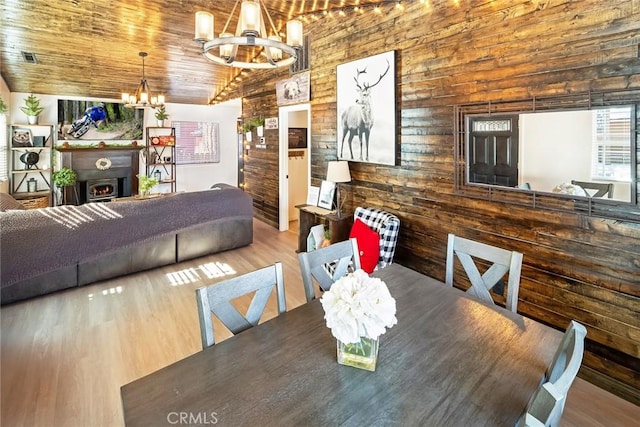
[
  {"xmin": 252, "ymin": 116, "xmax": 265, "ymax": 128},
  {"xmin": 242, "ymin": 121, "xmax": 254, "ymax": 133},
  {"xmin": 137, "ymin": 174, "xmax": 159, "ymax": 196},
  {"xmin": 20, "ymin": 94, "xmax": 44, "ymax": 117},
  {"xmin": 0, "ymin": 97, "xmax": 8, "ymax": 114},
  {"xmin": 52, "ymin": 167, "xmax": 77, "ymax": 187},
  {"xmin": 154, "ymin": 105, "xmax": 169, "ymax": 120}
]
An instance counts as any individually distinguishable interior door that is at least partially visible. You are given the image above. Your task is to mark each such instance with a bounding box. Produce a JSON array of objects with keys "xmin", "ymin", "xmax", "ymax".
[{"xmin": 467, "ymin": 115, "xmax": 519, "ymax": 187}]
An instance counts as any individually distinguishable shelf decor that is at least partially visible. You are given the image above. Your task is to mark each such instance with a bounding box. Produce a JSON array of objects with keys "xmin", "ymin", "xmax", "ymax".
[{"xmin": 320, "ymin": 269, "xmax": 397, "ymax": 371}]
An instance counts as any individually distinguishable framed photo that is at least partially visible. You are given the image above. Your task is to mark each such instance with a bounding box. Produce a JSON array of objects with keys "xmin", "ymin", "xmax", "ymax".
[
  {"xmin": 276, "ymin": 72, "xmax": 310, "ymax": 106},
  {"xmin": 336, "ymin": 50, "xmax": 396, "ymax": 165},
  {"xmin": 306, "ymin": 185, "xmax": 320, "ymax": 206},
  {"xmin": 12, "ymin": 128, "xmax": 33, "ymax": 147},
  {"xmin": 317, "ymin": 180, "xmax": 336, "ymax": 210}
]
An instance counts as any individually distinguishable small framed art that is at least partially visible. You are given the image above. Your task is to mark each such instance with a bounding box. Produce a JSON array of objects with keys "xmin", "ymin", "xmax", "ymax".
[
  {"xmin": 317, "ymin": 180, "xmax": 336, "ymax": 210},
  {"xmin": 12, "ymin": 128, "xmax": 33, "ymax": 147}
]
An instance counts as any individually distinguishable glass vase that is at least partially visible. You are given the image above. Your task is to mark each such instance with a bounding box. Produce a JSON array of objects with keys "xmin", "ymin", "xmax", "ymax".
[{"xmin": 337, "ymin": 336, "xmax": 379, "ymax": 371}]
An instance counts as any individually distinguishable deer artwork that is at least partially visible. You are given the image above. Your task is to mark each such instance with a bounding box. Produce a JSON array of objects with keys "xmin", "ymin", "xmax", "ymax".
[{"xmin": 340, "ymin": 58, "xmax": 390, "ymax": 161}]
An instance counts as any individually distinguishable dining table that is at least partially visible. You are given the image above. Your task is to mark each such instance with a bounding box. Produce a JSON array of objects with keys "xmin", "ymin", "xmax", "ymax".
[{"xmin": 120, "ymin": 263, "xmax": 562, "ymax": 426}]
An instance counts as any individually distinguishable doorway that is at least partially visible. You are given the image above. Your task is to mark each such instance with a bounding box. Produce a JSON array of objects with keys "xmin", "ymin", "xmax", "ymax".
[{"xmin": 278, "ymin": 104, "xmax": 311, "ymax": 231}]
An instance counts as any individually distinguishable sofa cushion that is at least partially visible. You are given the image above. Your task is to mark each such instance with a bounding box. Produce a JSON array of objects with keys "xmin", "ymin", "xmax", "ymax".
[
  {"xmin": 0, "ymin": 193, "xmax": 25, "ymax": 212},
  {"xmin": 349, "ymin": 218, "xmax": 380, "ymax": 274}
]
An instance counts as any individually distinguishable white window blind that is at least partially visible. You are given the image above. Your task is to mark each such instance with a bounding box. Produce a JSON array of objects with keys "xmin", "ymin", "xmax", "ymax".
[
  {"xmin": 591, "ymin": 107, "xmax": 631, "ymax": 181},
  {"xmin": 0, "ymin": 114, "xmax": 7, "ymax": 182}
]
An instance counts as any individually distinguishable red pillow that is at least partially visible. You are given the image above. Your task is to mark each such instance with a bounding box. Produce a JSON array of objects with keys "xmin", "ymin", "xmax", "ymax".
[{"xmin": 349, "ymin": 218, "xmax": 380, "ymax": 273}]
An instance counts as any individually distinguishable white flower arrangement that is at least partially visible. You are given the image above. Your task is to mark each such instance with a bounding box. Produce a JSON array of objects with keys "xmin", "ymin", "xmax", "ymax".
[{"xmin": 320, "ymin": 269, "xmax": 397, "ymax": 344}]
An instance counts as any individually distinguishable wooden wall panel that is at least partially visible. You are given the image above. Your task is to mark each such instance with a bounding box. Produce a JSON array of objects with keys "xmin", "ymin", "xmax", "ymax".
[{"xmin": 239, "ymin": 0, "xmax": 640, "ymax": 403}]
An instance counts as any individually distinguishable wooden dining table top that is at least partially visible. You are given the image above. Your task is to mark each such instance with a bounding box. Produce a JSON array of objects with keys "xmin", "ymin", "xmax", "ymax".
[{"xmin": 120, "ymin": 263, "xmax": 562, "ymax": 426}]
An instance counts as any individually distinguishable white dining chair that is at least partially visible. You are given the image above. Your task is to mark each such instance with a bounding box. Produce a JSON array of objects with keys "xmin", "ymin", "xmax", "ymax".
[
  {"xmin": 445, "ymin": 233, "xmax": 523, "ymax": 312},
  {"xmin": 518, "ymin": 320, "xmax": 587, "ymax": 426},
  {"xmin": 195, "ymin": 262, "xmax": 286, "ymax": 349},
  {"xmin": 298, "ymin": 238, "xmax": 361, "ymax": 302}
]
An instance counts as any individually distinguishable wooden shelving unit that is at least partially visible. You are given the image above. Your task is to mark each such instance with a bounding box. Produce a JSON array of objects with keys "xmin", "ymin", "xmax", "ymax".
[
  {"xmin": 145, "ymin": 127, "xmax": 176, "ymax": 193},
  {"xmin": 8, "ymin": 123, "xmax": 55, "ymax": 207}
]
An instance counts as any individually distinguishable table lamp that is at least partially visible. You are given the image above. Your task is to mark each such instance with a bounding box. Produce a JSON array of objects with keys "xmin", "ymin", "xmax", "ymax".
[{"xmin": 326, "ymin": 160, "xmax": 351, "ymax": 217}]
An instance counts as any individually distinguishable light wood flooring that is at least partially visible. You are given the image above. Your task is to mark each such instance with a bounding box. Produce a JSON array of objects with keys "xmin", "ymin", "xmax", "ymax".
[{"xmin": 1, "ymin": 219, "xmax": 638, "ymax": 426}]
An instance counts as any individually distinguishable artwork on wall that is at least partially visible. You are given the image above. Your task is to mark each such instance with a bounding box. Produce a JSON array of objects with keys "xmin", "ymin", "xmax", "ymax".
[
  {"xmin": 336, "ymin": 50, "xmax": 396, "ymax": 165},
  {"xmin": 57, "ymin": 99, "xmax": 143, "ymax": 141},
  {"xmin": 276, "ymin": 72, "xmax": 310, "ymax": 106},
  {"xmin": 173, "ymin": 121, "xmax": 220, "ymax": 164}
]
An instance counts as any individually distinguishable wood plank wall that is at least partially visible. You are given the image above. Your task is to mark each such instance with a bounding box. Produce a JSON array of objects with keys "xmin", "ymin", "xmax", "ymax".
[{"xmin": 235, "ymin": 0, "xmax": 640, "ymax": 402}]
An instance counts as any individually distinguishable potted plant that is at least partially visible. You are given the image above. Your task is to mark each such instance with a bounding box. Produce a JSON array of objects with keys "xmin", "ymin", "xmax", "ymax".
[
  {"xmin": 52, "ymin": 167, "xmax": 78, "ymax": 205},
  {"xmin": 20, "ymin": 94, "xmax": 45, "ymax": 124},
  {"xmin": 137, "ymin": 173, "xmax": 159, "ymax": 197},
  {"xmin": 154, "ymin": 105, "xmax": 169, "ymax": 127},
  {"xmin": 242, "ymin": 121, "xmax": 254, "ymax": 142},
  {"xmin": 0, "ymin": 97, "xmax": 8, "ymax": 115},
  {"xmin": 254, "ymin": 116, "xmax": 265, "ymax": 137}
]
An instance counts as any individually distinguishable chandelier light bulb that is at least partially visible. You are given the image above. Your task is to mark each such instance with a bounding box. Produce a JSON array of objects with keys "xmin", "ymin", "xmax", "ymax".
[
  {"xmin": 240, "ymin": 0, "xmax": 261, "ymax": 36},
  {"xmin": 286, "ymin": 20, "xmax": 303, "ymax": 47},
  {"xmin": 220, "ymin": 32, "xmax": 234, "ymax": 59},
  {"xmin": 195, "ymin": 12, "xmax": 214, "ymax": 42}
]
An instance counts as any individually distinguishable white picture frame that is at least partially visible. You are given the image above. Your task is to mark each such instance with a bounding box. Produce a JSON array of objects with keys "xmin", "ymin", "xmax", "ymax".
[
  {"xmin": 317, "ymin": 180, "xmax": 336, "ymax": 210},
  {"xmin": 306, "ymin": 185, "xmax": 320, "ymax": 206},
  {"xmin": 336, "ymin": 50, "xmax": 396, "ymax": 165}
]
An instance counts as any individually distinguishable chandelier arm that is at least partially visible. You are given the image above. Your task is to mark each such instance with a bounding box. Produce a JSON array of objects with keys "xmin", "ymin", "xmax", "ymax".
[
  {"xmin": 222, "ymin": 0, "xmax": 242, "ymax": 34},
  {"xmin": 259, "ymin": 0, "xmax": 280, "ymax": 35}
]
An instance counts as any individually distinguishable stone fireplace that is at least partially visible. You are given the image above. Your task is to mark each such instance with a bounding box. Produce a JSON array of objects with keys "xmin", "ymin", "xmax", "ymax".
[{"xmin": 57, "ymin": 147, "xmax": 141, "ymax": 204}]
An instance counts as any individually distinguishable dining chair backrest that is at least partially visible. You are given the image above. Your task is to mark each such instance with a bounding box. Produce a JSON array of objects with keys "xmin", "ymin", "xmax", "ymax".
[
  {"xmin": 298, "ymin": 238, "xmax": 361, "ymax": 302},
  {"xmin": 517, "ymin": 320, "xmax": 587, "ymax": 427},
  {"xmin": 195, "ymin": 262, "xmax": 286, "ymax": 349},
  {"xmin": 570, "ymin": 180, "xmax": 614, "ymax": 198},
  {"xmin": 445, "ymin": 233, "xmax": 523, "ymax": 312}
]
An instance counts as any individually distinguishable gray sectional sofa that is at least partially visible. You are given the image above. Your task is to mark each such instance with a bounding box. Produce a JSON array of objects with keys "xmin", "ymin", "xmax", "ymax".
[{"xmin": 0, "ymin": 184, "xmax": 253, "ymax": 305}]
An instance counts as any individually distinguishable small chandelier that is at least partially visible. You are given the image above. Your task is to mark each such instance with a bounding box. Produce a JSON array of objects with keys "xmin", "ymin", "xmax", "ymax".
[
  {"xmin": 121, "ymin": 52, "xmax": 165, "ymax": 108},
  {"xmin": 194, "ymin": 0, "xmax": 303, "ymax": 69}
]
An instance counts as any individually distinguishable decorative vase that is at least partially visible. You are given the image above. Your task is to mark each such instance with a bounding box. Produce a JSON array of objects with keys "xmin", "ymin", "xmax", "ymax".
[
  {"xmin": 256, "ymin": 125, "xmax": 264, "ymax": 137},
  {"xmin": 245, "ymin": 131, "xmax": 252, "ymax": 142},
  {"xmin": 157, "ymin": 119, "xmax": 164, "ymax": 127},
  {"xmin": 337, "ymin": 336, "xmax": 379, "ymax": 371},
  {"xmin": 27, "ymin": 115, "xmax": 38, "ymax": 125}
]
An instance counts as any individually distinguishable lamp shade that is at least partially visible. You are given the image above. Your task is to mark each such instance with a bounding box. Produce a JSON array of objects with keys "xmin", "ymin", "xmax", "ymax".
[{"xmin": 327, "ymin": 161, "xmax": 351, "ymax": 183}]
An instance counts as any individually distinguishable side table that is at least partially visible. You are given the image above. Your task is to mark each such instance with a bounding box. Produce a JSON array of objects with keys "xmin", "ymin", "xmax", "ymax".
[{"xmin": 295, "ymin": 205, "xmax": 353, "ymax": 252}]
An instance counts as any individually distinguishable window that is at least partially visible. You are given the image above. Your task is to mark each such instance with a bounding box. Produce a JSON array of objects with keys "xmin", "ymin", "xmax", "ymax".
[
  {"xmin": 591, "ymin": 107, "xmax": 631, "ymax": 181},
  {"xmin": 0, "ymin": 114, "xmax": 7, "ymax": 182}
]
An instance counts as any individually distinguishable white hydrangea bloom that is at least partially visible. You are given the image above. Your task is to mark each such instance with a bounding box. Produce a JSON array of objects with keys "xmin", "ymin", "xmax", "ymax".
[{"xmin": 320, "ymin": 269, "xmax": 397, "ymax": 343}]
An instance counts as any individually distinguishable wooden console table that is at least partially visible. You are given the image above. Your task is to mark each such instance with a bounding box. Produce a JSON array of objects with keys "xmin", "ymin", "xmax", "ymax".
[{"xmin": 295, "ymin": 204, "xmax": 352, "ymax": 252}]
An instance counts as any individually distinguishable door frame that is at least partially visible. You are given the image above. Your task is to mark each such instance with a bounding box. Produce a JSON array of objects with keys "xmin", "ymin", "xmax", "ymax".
[{"xmin": 278, "ymin": 103, "xmax": 311, "ymax": 231}]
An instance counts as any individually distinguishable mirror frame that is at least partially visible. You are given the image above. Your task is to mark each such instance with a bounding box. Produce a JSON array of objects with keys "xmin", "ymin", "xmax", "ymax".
[{"xmin": 454, "ymin": 89, "xmax": 639, "ymax": 223}]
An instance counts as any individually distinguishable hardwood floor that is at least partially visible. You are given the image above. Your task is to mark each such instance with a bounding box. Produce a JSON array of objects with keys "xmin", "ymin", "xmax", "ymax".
[{"xmin": 1, "ymin": 219, "xmax": 638, "ymax": 426}]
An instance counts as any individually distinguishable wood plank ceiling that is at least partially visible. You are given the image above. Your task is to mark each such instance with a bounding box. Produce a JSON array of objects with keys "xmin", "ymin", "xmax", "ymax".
[{"xmin": 1, "ymin": 0, "xmax": 392, "ymax": 105}]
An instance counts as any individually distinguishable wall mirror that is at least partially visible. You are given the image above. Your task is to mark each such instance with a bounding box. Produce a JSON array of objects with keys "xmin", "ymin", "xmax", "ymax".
[{"xmin": 454, "ymin": 90, "xmax": 639, "ymax": 223}]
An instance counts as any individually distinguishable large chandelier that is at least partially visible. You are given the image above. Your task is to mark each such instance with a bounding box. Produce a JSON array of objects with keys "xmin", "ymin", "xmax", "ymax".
[
  {"xmin": 194, "ymin": 0, "xmax": 303, "ymax": 69},
  {"xmin": 121, "ymin": 52, "xmax": 165, "ymax": 108}
]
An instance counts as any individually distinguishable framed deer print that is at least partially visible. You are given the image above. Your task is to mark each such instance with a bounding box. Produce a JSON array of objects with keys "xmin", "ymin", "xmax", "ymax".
[{"xmin": 336, "ymin": 50, "xmax": 396, "ymax": 165}]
